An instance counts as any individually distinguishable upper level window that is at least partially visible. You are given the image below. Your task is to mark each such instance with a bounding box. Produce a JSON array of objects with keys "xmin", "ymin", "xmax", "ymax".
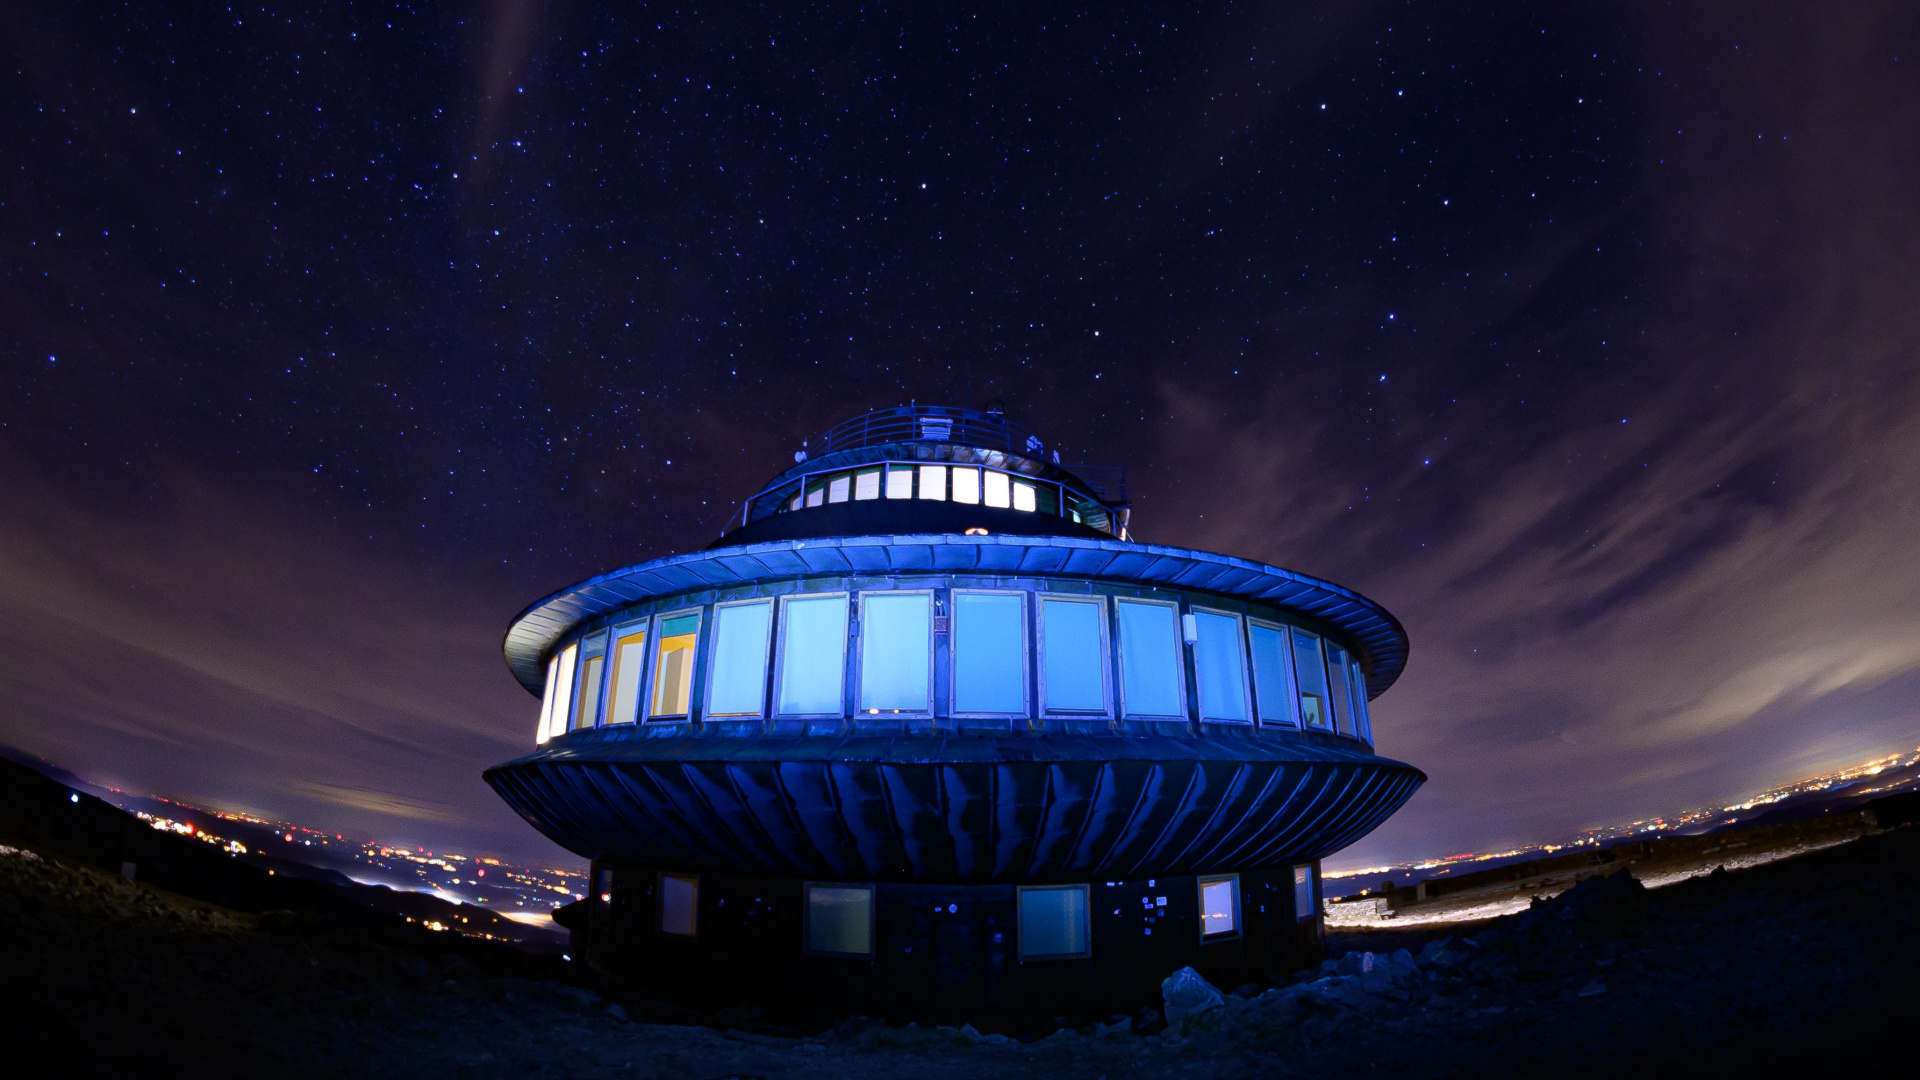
[
  {"xmin": 982, "ymin": 470, "xmax": 1011, "ymax": 508},
  {"xmin": 707, "ymin": 600, "xmax": 772, "ymax": 717},
  {"xmin": 536, "ymin": 653, "xmax": 560, "ymax": 744},
  {"xmin": 1291, "ymin": 629, "xmax": 1330, "ymax": 729},
  {"xmin": 776, "ymin": 593, "xmax": 848, "ymax": 716},
  {"xmin": 605, "ymin": 625, "xmax": 648, "ymax": 726},
  {"xmin": 952, "ymin": 590, "xmax": 1027, "ymax": 715},
  {"xmin": 650, "ymin": 613, "xmax": 700, "ymax": 719},
  {"xmin": 951, "ymin": 466, "xmax": 981, "ymax": 505},
  {"xmin": 853, "ymin": 469, "xmax": 881, "ymax": 501},
  {"xmin": 545, "ymin": 643, "xmax": 578, "ymax": 742},
  {"xmin": 1012, "ymin": 480, "xmax": 1037, "ymax": 512},
  {"xmin": 917, "ymin": 464, "xmax": 947, "ymax": 501},
  {"xmin": 574, "ymin": 632, "xmax": 607, "ymax": 730},
  {"xmin": 1247, "ymin": 620, "xmax": 1297, "ymax": 728},
  {"xmin": 885, "ymin": 465, "xmax": 914, "ymax": 499},
  {"xmin": 1191, "ymin": 609, "xmax": 1250, "ymax": 723},
  {"xmin": 827, "ymin": 475, "xmax": 851, "ymax": 504},
  {"xmin": 1117, "ymin": 598, "xmax": 1184, "ymax": 718},
  {"xmin": 1325, "ymin": 643, "xmax": 1355, "ymax": 736},
  {"xmin": 858, "ymin": 591, "xmax": 932, "ymax": 714},
  {"xmin": 1039, "ymin": 596, "xmax": 1108, "ymax": 714}
]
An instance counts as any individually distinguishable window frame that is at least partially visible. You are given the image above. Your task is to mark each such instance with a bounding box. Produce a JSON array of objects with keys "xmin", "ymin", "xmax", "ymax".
[
  {"xmin": 572, "ymin": 630, "xmax": 610, "ymax": 731},
  {"xmin": 1016, "ymin": 883, "xmax": 1093, "ymax": 961},
  {"xmin": 1290, "ymin": 627, "xmax": 1332, "ymax": 730},
  {"xmin": 1246, "ymin": 617, "xmax": 1302, "ymax": 729},
  {"xmin": 1189, "ymin": 606, "xmax": 1254, "ymax": 724},
  {"xmin": 1197, "ymin": 873, "xmax": 1243, "ymax": 941},
  {"xmin": 603, "ymin": 621, "xmax": 650, "ymax": 727},
  {"xmin": 1293, "ymin": 864, "xmax": 1317, "ymax": 921},
  {"xmin": 1348, "ymin": 661, "xmax": 1375, "ymax": 744},
  {"xmin": 657, "ymin": 871, "xmax": 699, "ymax": 938},
  {"xmin": 916, "ymin": 464, "xmax": 947, "ymax": 501},
  {"xmin": 1036, "ymin": 593, "xmax": 1113, "ymax": 718},
  {"xmin": 801, "ymin": 881, "xmax": 877, "ymax": 958},
  {"xmin": 1324, "ymin": 641, "xmax": 1356, "ymax": 737},
  {"xmin": 1114, "ymin": 596, "xmax": 1189, "ymax": 721},
  {"xmin": 643, "ymin": 607, "xmax": 704, "ymax": 722},
  {"xmin": 947, "ymin": 588, "xmax": 1031, "ymax": 719},
  {"xmin": 884, "ymin": 464, "xmax": 914, "ymax": 499},
  {"xmin": 854, "ymin": 588, "xmax": 936, "ymax": 717},
  {"xmin": 545, "ymin": 642, "xmax": 579, "ymax": 743},
  {"xmin": 771, "ymin": 591, "xmax": 851, "ymax": 719},
  {"xmin": 535, "ymin": 653, "xmax": 560, "ymax": 744},
  {"xmin": 703, "ymin": 598, "xmax": 774, "ymax": 719}
]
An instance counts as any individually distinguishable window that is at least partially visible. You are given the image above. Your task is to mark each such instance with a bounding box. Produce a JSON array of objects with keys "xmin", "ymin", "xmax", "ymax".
[
  {"xmin": 1039, "ymin": 596, "xmax": 1107, "ymax": 713},
  {"xmin": 546, "ymin": 644, "xmax": 578, "ymax": 742},
  {"xmin": 1018, "ymin": 885, "xmax": 1091, "ymax": 960},
  {"xmin": 1117, "ymin": 599, "xmax": 1184, "ymax": 718},
  {"xmin": 575, "ymin": 648, "xmax": 606, "ymax": 730},
  {"xmin": 659, "ymin": 873, "xmax": 698, "ymax": 937},
  {"xmin": 824, "ymin": 475, "xmax": 849, "ymax": 504},
  {"xmin": 1012, "ymin": 481, "xmax": 1037, "ymax": 512},
  {"xmin": 1247, "ymin": 621, "xmax": 1297, "ymax": 728},
  {"xmin": 1325, "ymin": 643, "xmax": 1354, "ymax": 736},
  {"xmin": 536, "ymin": 654, "xmax": 560, "ymax": 744},
  {"xmin": 1291, "ymin": 629, "xmax": 1330, "ymax": 728},
  {"xmin": 1199, "ymin": 874, "xmax": 1241, "ymax": 938},
  {"xmin": 1192, "ymin": 610, "xmax": 1250, "ymax": 723},
  {"xmin": 776, "ymin": 594, "xmax": 849, "ymax": 716},
  {"xmin": 885, "ymin": 466, "xmax": 914, "ymax": 499},
  {"xmin": 952, "ymin": 591, "xmax": 1027, "ymax": 715},
  {"xmin": 951, "ymin": 466, "xmax": 981, "ymax": 504},
  {"xmin": 805, "ymin": 483, "xmax": 825, "ymax": 508},
  {"xmin": 853, "ymin": 469, "xmax": 881, "ymax": 501},
  {"xmin": 858, "ymin": 591, "xmax": 932, "ymax": 714},
  {"xmin": 804, "ymin": 884, "xmax": 874, "ymax": 956},
  {"xmin": 917, "ymin": 464, "xmax": 947, "ymax": 500},
  {"xmin": 1293, "ymin": 865, "xmax": 1316, "ymax": 920},
  {"xmin": 1349, "ymin": 663, "xmax": 1374, "ymax": 743},
  {"xmin": 604, "ymin": 625, "xmax": 649, "ymax": 726},
  {"xmin": 983, "ymin": 470, "xmax": 1011, "ymax": 508},
  {"xmin": 706, "ymin": 600, "xmax": 773, "ymax": 717},
  {"xmin": 650, "ymin": 613, "xmax": 700, "ymax": 719}
]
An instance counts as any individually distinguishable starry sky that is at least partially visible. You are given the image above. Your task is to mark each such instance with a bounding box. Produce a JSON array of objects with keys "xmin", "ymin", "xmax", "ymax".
[{"xmin": 4, "ymin": 3, "xmax": 1918, "ymax": 869}]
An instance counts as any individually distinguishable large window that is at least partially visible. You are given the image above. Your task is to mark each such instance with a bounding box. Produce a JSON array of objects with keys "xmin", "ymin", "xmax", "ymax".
[
  {"xmin": 1247, "ymin": 620, "xmax": 1297, "ymax": 728},
  {"xmin": 853, "ymin": 469, "xmax": 881, "ymax": 501},
  {"xmin": 1191, "ymin": 609, "xmax": 1250, "ymax": 723},
  {"xmin": 650, "ymin": 612, "xmax": 700, "ymax": 719},
  {"xmin": 804, "ymin": 883, "xmax": 875, "ymax": 956},
  {"xmin": 885, "ymin": 465, "xmax": 914, "ymax": 499},
  {"xmin": 951, "ymin": 466, "xmax": 981, "ymax": 505},
  {"xmin": 951, "ymin": 590, "xmax": 1027, "ymax": 715},
  {"xmin": 659, "ymin": 873, "xmax": 698, "ymax": 937},
  {"xmin": 1325, "ymin": 643, "xmax": 1355, "ymax": 736},
  {"xmin": 706, "ymin": 600, "xmax": 773, "ymax": 717},
  {"xmin": 1199, "ymin": 874, "xmax": 1241, "ymax": 938},
  {"xmin": 546, "ymin": 643, "xmax": 578, "ymax": 742},
  {"xmin": 982, "ymin": 469, "xmax": 1010, "ymax": 508},
  {"xmin": 917, "ymin": 464, "xmax": 946, "ymax": 500},
  {"xmin": 1017, "ymin": 884, "xmax": 1090, "ymax": 960},
  {"xmin": 776, "ymin": 593, "xmax": 849, "ymax": 716},
  {"xmin": 574, "ymin": 634, "xmax": 607, "ymax": 730},
  {"xmin": 536, "ymin": 653, "xmax": 560, "ymax": 744},
  {"xmin": 1117, "ymin": 598, "xmax": 1184, "ymax": 718},
  {"xmin": 1293, "ymin": 864, "xmax": 1316, "ymax": 921},
  {"xmin": 858, "ymin": 591, "xmax": 933, "ymax": 715},
  {"xmin": 1291, "ymin": 629, "xmax": 1330, "ymax": 729},
  {"xmin": 604, "ymin": 625, "xmax": 649, "ymax": 726},
  {"xmin": 1039, "ymin": 596, "xmax": 1107, "ymax": 714},
  {"xmin": 1349, "ymin": 663, "xmax": 1374, "ymax": 743}
]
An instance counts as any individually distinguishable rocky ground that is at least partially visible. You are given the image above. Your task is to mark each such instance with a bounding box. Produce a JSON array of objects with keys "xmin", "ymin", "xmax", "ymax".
[{"xmin": 2, "ymin": 821, "xmax": 1915, "ymax": 1078}]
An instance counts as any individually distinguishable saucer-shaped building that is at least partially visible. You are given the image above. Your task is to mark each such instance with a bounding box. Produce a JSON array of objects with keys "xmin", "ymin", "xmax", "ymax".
[{"xmin": 485, "ymin": 406, "xmax": 1423, "ymax": 1023}]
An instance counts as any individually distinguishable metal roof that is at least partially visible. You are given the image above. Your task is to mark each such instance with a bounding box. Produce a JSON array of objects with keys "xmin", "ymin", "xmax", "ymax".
[{"xmin": 502, "ymin": 534, "xmax": 1410, "ymax": 699}]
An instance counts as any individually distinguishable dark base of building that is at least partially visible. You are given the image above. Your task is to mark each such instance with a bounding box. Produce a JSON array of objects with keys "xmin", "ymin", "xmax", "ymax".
[{"xmin": 561, "ymin": 861, "xmax": 1327, "ymax": 1026}]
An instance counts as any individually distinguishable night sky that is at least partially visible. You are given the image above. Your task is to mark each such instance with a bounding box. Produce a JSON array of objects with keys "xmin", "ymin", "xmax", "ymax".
[{"xmin": 4, "ymin": 3, "xmax": 1918, "ymax": 870}]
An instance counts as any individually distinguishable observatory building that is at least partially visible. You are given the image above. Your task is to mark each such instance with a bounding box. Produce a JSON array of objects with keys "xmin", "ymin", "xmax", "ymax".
[{"xmin": 485, "ymin": 405, "xmax": 1423, "ymax": 1023}]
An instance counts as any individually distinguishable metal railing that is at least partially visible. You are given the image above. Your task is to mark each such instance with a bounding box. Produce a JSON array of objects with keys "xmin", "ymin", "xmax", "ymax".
[{"xmin": 810, "ymin": 405, "xmax": 1042, "ymax": 457}]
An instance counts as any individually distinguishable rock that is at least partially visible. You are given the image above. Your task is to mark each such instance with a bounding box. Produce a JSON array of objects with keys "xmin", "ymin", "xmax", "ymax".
[
  {"xmin": 1161, "ymin": 966, "xmax": 1225, "ymax": 1033},
  {"xmin": 1578, "ymin": 978, "xmax": 1607, "ymax": 998},
  {"xmin": 602, "ymin": 1003, "xmax": 629, "ymax": 1022}
]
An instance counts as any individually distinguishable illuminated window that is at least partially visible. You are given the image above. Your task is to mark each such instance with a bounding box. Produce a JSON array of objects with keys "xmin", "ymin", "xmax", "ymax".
[
  {"xmin": 650, "ymin": 613, "xmax": 700, "ymax": 719},
  {"xmin": 805, "ymin": 883, "xmax": 874, "ymax": 956},
  {"xmin": 546, "ymin": 644, "xmax": 578, "ymax": 742},
  {"xmin": 776, "ymin": 593, "xmax": 849, "ymax": 716},
  {"xmin": 1247, "ymin": 621, "xmax": 1296, "ymax": 727},
  {"xmin": 858, "ymin": 591, "xmax": 932, "ymax": 714},
  {"xmin": 1325, "ymin": 644, "xmax": 1354, "ymax": 736},
  {"xmin": 1293, "ymin": 865, "xmax": 1316, "ymax": 920},
  {"xmin": 707, "ymin": 600, "xmax": 773, "ymax": 717},
  {"xmin": 787, "ymin": 491, "xmax": 802, "ymax": 511},
  {"xmin": 951, "ymin": 466, "xmax": 981, "ymax": 504},
  {"xmin": 1292, "ymin": 630, "xmax": 1329, "ymax": 728},
  {"xmin": 1117, "ymin": 598, "xmax": 1184, "ymax": 718},
  {"xmin": 827, "ymin": 475, "xmax": 851, "ymax": 504},
  {"xmin": 1012, "ymin": 480, "xmax": 1037, "ymax": 512},
  {"xmin": 1039, "ymin": 596, "xmax": 1107, "ymax": 714},
  {"xmin": 604, "ymin": 625, "xmax": 648, "ymax": 726},
  {"xmin": 853, "ymin": 469, "xmax": 881, "ymax": 501},
  {"xmin": 885, "ymin": 466, "xmax": 914, "ymax": 499},
  {"xmin": 1018, "ymin": 884, "xmax": 1090, "ymax": 960},
  {"xmin": 983, "ymin": 470, "xmax": 1011, "ymax": 508},
  {"xmin": 574, "ymin": 645, "xmax": 606, "ymax": 730},
  {"xmin": 805, "ymin": 481, "xmax": 825, "ymax": 508},
  {"xmin": 1192, "ymin": 610, "xmax": 1250, "ymax": 723},
  {"xmin": 659, "ymin": 873, "xmax": 698, "ymax": 937},
  {"xmin": 917, "ymin": 464, "xmax": 947, "ymax": 500},
  {"xmin": 952, "ymin": 591, "xmax": 1027, "ymax": 715},
  {"xmin": 536, "ymin": 654, "xmax": 560, "ymax": 744},
  {"xmin": 1199, "ymin": 874, "xmax": 1240, "ymax": 938}
]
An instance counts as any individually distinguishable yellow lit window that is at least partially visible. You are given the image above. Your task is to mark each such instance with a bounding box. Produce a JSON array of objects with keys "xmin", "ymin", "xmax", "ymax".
[
  {"xmin": 604, "ymin": 627, "xmax": 648, "ymax": 726},
  {"xmin": 651, "ymin": 614, "xmax": 700, "ymax": 717}
]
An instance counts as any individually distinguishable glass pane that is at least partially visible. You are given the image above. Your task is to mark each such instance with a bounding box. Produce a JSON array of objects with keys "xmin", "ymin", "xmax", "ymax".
[
  {"xmin": 1018, "ymin": 886, "xmax": 1089, "ymax": 958},
  {"xmin": 1293, "ymin": 865, "xmax": 1314, "ymax": 920},
  {"xmin": 575, "ymin": 654, "xmax": 605, "ymax": 729},
  {"xmin": 1118, "ymin": 600, "xmax": 1183, "ymax": 716},
  {"xmin": 951, "ymin": 466, "xmax": 981, "ymax": 504},
  {"xmin": 707, "ymin": 602, "xmax": 772, "ymax": 716},
  {"xmin": 983, "ymin": 470, "xmax": 1011, "ymax": 508},
  {"xmin": 1201, "ymin": 876, "xmax": 1239, "ymax": 936},
  {"xmin": 954, "ymin": 592, "xmax": 1025, "ymax": 714},
  {"xmin": 1350, "ymin": 664, "xmax": 1374, "ymax": 742},
  {"xmin": 1193, "ymin": 612, "xmax": 1248, "ymax": 721},
  {"xmin": 605, "ymin": 629, "xmax": 648, "ymax": 726},
  {"xmin": 917, "ymin": 465, "xmax": 946, "ymax": 500},
  {"xmin": 853, "ymin": 469, "xmax": 881, "ymax": 501},
  {"xmin": 777, "ymin": 595, "xmax": 848, "ymax": 714},
  {"xmin": 805, "ymin": 486, "xmax": 824, "ymax": 508},
  {"xmin": 1012, "ymin": 481, "xmax": 1037, "ymax": 512},
  {"xmin": 537, "ymin": 655, "xmax": 559, "ymax": 744},
  {"xmin": 1041, "ymin": 598, "xmax": 1105, "ymax": 712},
  {"xmin": 651, "ymin": 614, "xmax": 699, "ymax": 717},
  {"xmin": 885, "ymin": 466, "xmax": 914, "ymax": 499},
  {"xmin": 806, "ymin": 885, "xmax": 873, "ymax": 955},
  {"xmin": 859, "ymin": 593, "xmax": 931, "ymax": 713},
  {"xmin": 1325, "ymin": 644, "xmax": 1354, "ymax": 735},
  {"xmin": 1248, "ymin": 624, "xmax": 1293, "ymax": 726},
  {"xmin": 827, "ymin": 475, "xmax": 851, "ymax": 503},
  {"xmin": 660, "ymin": 874, "xmax": 698, "ymax": 936},
  {"xmin": 548, "ymin": 644, "xmax": 578, "ymax": 741},
  {"xmin": 1292, "ymin": 629, "xmax": 1329, "ymax": 728}
]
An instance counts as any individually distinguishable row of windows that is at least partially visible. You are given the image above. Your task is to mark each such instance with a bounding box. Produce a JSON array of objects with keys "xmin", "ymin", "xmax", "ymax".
[
  {"xmin": 534, "ymin": 588, "xmax": 1374, "ymax": 742},
  {"xmin": 632, "ymin": 865, "xmax": 1318, "ymax": 960},
  {"xmin": 773, "ymin": 462, "xmax": 1111, "ymax": 531}
]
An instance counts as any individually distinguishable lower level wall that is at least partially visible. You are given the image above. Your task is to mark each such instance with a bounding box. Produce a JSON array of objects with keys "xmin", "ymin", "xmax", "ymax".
[{"xmin": 578, "ymin": 862, "xmax": 1326, "ymax": 1025}]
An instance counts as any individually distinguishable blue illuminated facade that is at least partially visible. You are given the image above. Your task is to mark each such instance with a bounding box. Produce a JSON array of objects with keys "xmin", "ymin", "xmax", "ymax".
[{"xmin": 484, "ymin": 406, "xmax": 1423, "ymax": 1023}]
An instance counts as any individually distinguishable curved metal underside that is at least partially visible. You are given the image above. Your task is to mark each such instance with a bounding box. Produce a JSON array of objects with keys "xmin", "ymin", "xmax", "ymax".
[
  {"xmin": 484, "ymin": 731, "xmax": 1425, "ymax": 883},
  {"xmin": 503, "ymin": 534, "xmax": 1410, "ymax": 699}
]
